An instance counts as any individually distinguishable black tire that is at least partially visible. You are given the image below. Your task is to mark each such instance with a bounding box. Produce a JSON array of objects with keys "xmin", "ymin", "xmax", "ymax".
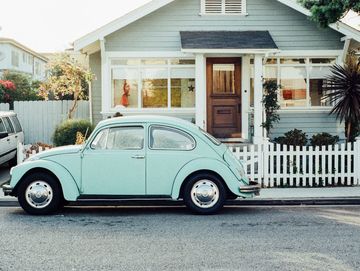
[
  {"xmin": 17, "ymin": 172, "xmax": 62, "ymax": 215},
  {"xmin": 183, "ymin": 173, "xmax": 226, "ymax": 215}
]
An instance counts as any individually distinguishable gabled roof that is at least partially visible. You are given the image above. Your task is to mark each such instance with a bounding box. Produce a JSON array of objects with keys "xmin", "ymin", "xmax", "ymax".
[
  {"xmin": 74, "ymin": 0, "xmax": 360, "ymax": 53},
  {"xmin": 0, "ymin": 38, "xmax": 48, "ymax": 62}
]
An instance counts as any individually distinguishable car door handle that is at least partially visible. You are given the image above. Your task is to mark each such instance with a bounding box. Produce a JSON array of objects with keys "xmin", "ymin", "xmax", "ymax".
[
  {"xmin": 6, "ymin": 138, "xmax": 10, "ymax": 142},
  {"xmin": 131, "ymin": 155, "xmax": 145, "ymax": 159}
]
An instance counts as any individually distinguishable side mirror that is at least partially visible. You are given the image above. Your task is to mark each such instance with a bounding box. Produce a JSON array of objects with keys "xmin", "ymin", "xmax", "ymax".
[{"xmin": 0, "ymin": 132, "xmax": 9, "ymax": 139}]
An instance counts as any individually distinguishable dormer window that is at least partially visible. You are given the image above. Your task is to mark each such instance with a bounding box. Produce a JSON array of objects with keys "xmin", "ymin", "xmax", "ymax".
[{"xmin": 201, "ymin": 0, "xmax": 247, "ymax": 15}]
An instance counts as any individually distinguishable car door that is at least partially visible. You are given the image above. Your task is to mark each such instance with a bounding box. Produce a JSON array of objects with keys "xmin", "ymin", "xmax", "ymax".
[
  {"xmin": 81, "ymin": 125, "xmax": 146, "ymax": 196},
  {"xmin": 9, "ymin": 115, "xmax": 24, "ymax": 145},
  {"xmin": 0, "ymin": 118, "xmax": 11, "ymax": 165},
  {"xmin": 146, "ymin": 125, "xmax": 198, "ymax": 195},
  {"xmin": 2, "ymin": 117, "xmax": 17, "ymax": 159}
]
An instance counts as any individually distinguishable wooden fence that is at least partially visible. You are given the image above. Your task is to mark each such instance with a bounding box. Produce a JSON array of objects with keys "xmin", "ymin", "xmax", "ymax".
[
  {"xmin": 1, "ymin": 101, "xmax": 89, "ymax": 144},
  {"xmin": 230, "ymin": 138, "xmax": 360, "ymax": 188}
]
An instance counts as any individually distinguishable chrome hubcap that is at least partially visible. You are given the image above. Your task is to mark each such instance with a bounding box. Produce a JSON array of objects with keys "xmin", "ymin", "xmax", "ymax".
[
  {"xmin": 191, "ymin": 180, "xmax": 219, "ymax": 209},
  {"xmin": 25, "ymin": 181, "xmax": 53, "ymax": 209}
]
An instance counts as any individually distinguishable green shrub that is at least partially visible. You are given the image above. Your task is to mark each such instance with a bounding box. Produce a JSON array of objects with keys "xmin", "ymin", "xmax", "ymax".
[
  {"xmin": 273, "ymin": 129, "xmax": 308, "ymax": 146},
  {"xmin": 310, "ymin": 133, "xmax": 339, "ymax": 147},
  {"xmin": 53, "ymin": 119, "xmax": 94, "ymax": 146}
]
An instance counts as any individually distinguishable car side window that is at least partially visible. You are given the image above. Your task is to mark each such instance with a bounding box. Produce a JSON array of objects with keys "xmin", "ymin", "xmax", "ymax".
[
  {"xmin": 3, "ymin": 117, "xmax": 14, "ymax": 134},
  {"xmin": 149, "ymin": 126, "xmax": 195, "ymax": 151},
  {"xmin": 0, "ymin": 118, "xmax": 6, "ymax": 133},
  {"xmin": 91, "ymin": 129, "xmax": 108, "ymax": 150},
  {"xmin": 106, "ymin": 127, "xmax": 144, "ymax": 150},
  {"xmin": 10, "ymin": 116, "xmax": 22, "ymax": 133}
]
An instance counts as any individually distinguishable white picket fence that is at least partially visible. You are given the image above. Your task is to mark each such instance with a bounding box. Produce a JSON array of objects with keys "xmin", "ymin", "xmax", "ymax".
[
  {"xmin": 1, "ymin": 100, "xmax": 90, "ymax": 144},
  {"xmin": 230, "ymin": 138, "xmax": 360, "ymax": 188}
]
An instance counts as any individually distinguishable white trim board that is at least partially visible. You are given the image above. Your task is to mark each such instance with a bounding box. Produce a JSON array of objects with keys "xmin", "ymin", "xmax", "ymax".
[{"xmin": 74, "ymin": 0, "xmax": 360, "ymax": 53}]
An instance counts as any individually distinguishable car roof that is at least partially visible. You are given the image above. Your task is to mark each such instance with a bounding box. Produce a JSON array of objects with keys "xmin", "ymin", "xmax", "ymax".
[
  {"xmin": 0, "ymin": 111, "xmax": 16, "ymax": 117},
  {"xmin": 98, "ymin": 115, "xmax": 199, "ymax": 132}
]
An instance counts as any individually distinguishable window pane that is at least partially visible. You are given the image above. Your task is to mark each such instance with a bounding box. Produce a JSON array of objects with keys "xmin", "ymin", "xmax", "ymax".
[
  {"xmin": 280, "ymin": 67, "xmax": 307, "ymax": 107},
  {"xmin": 171, "ymin": 68, "xmax": 195, "ymax": 108},
  {"xmin": 10, "ymin": 116, "xmax": 22, "ymax": 133},
  {"xmin": 170, "ymin": 59, "xmax": 195, "ymax": 65},
  {"xmin": 0, "ymin": 119, "xmax": 6, "ymax": 133},
  {"xmin": 91, "ymin": 129, "xmax": 108, "ymax": 150},
  {"xmin": 150, "ymin": 126, "xmax": 195, "ymax": 150},
  {"xmin": 141, "ymin": 59, "xmax": 167, "ymax": 65},
  {"xmin": 106, "ymin": 127, "xmax": 144, "ymax": 150},
  {"xmin": 112, "ymin": 68, "xmax": 139, "ymax": 108},
  {"xmin": 280, "ymin": 58, "xmax": 306, "ymax": 64},
  {"xmin": 142, "ymin": 68, "xmax": 168, "ymax": 108},
  {"xmin": 310, "ymin": 58, "xmax": 336, "ymax": 64},
  {"xmin": 309, "ymin": 66, "xmax": 332, "ymax": 106},
  {"xmin": 213, "ymin": 64, "xmax": 235, "ymax": 94},
  {"xmin": 265, "ymin": 58, "xmax": 277, "ymax": 65},
  {"xmin": 111, "ymin": 59, "xmax": 140, "ymax": 66},
  {"xmin": 3, "ymin": 117, "xmax": 14, "ymax": 133}
]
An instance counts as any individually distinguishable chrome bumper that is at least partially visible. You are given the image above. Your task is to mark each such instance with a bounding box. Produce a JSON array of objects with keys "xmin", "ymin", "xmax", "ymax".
[
  {"xmin": 2, "ymin": 184, "xmax": 13, "ymax": 196},
  {"xmin": 239, "ymin": 181, "xmax": 261, "ymax": 196}
]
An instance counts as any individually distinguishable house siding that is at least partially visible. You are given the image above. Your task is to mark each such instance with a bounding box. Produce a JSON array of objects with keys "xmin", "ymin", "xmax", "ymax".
[
  {"xmin": 271, "ymin": 112, "xmax": 345, "ymax": 140},
  {"xmin": 89, "ymin": 52, "xmax": 103, "ymax": 124},
  {"xmin": 105, "ymin": 0, "xmax": 343, "ymax": 51}
]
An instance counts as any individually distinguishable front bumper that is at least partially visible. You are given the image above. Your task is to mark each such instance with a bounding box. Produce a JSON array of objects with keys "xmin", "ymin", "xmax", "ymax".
[
  {"xmin": 239, "ymin": 181, "xmax": 260, "ymax": 196},
  {"xmin": 2, "ymin": 184, "xmax": 14, "ymax": 196}
]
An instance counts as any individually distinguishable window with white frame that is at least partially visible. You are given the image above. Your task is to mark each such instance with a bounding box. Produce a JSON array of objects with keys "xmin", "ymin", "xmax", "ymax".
[
  {"xmin": 201, "ymin": 0, "xmax": 247, "ymax": 15},
  {"xmin": 250, "ymin": 57, "xmax": 337, "ymax": 108},
  {"xmin": 111, "ymin": 59, "xmax": 196, "ymax": 109},
  {"xmin": 11, "ymin": 51, "xmax": 19, "ymax": 67}
]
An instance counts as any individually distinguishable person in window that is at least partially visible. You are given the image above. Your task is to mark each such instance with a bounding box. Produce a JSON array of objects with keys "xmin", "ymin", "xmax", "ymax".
[{"xmin": 121, "ymin": 80, "xmax": 130, "ymax": 107}]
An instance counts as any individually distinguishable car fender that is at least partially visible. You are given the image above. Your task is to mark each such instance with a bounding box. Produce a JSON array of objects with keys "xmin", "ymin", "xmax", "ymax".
[
  {"xmin": 171, "ymin": 158, "xmax": 243, "ymax": 199},
  {"xmin": 10, "ymin": 160, "xmax": 80, "ymax": 201}
]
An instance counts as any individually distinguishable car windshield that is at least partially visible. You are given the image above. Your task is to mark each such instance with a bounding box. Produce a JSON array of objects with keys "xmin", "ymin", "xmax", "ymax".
[{"xmin": 199, "ymin": 128, "xmax": 221, "ymax": 146}]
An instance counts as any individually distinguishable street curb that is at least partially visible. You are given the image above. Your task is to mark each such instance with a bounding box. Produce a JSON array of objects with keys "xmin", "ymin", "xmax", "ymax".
[{"xmin": 1, "ymin": 198, "xmax": 360, "ymax": 207}]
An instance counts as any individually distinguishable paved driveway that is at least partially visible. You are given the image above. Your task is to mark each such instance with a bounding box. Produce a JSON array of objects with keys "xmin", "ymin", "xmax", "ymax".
[{"xmin": 0, "ymin": 206, "xmax": 359, "ymax": 271}]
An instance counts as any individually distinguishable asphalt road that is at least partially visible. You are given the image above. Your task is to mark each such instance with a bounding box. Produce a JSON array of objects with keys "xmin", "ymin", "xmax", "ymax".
[{"xmin": 0, "ymin": 206, "xmax": 359, "ymax": 271}]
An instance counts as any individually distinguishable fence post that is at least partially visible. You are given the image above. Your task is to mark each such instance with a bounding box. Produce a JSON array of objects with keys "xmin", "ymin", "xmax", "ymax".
[
  {"xmin": 263, "ymin": 138, "xmax": 270, "ymax": 188},
  {"xmin": 355, "ymin": 138, "xmax": 360, "ymax": 185},
  {"xmin": 17, "ymin": 142, "xmax": 24, "ymax": 164}
]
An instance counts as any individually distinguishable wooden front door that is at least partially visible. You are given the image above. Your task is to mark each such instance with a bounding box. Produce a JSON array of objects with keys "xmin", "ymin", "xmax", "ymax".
[{"xmin": 207, "ymin": 58, "xmax": 242, "ymax": 138}]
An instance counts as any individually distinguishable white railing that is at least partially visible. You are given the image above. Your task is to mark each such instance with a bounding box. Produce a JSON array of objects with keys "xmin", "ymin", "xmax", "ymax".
[
  {"xmin": 17, "ymin": 142, "xmax": 51, "ymax": 164},
  {"xmin": 230, "ymin": 138, "xmax": 360, "ymax": 188}
]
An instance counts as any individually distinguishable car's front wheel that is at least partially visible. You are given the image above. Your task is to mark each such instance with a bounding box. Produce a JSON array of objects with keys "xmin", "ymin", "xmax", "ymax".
[
  {"xmin": 17, "ymin": 172, "xmax": 62, "ymax": 215},
  {"xmin": 183, "ymin": 173, "xmax": 226, "ymax": 215}
]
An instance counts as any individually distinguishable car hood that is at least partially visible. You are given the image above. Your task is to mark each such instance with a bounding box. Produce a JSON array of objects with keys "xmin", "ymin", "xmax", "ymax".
[{"xmin": 27, "ymin": 145, "xmax": 82, "ymax": 160}]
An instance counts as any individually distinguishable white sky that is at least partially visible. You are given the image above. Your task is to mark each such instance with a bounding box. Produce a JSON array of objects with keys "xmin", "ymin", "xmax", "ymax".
[
  {"xmin": 0, "ymin": 0, "xmax": 150, "ymax": 53},
  {"xmin": 0, "ymin": 1, "xmax": 359, "ymax": 53}
]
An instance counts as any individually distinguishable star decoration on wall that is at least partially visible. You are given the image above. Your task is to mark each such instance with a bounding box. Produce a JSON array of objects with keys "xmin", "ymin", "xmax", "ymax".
[{"xmin": 188, "ymin": 85, "xmax": 195, "ymax": 92}]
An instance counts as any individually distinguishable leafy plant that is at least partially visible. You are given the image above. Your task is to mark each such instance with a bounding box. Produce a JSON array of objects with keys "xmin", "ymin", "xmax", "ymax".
[
  {"xmin": 310, "ymin": 133, "xmax": 339, "ymax": 147},
  {"xmin": 53, "ymin": 119, "xmax": 94, "ymax": 147},
  {"xmin": 299, "ymin": 0, "xmax": 360, "ymax": 28},
  {"xmin": 39, "ymin": 54, "xmax": 94, "ymax": 119},
  {"xmin": 323, "ymin": 53, "xmax": 360, "ymax": 142},
  {"xmin": 262, "ymin": 80, "xmax": 280, "ymax": 136},
  {"xmin": 274, "ymin": 129, "xmax": 308, "ymax": 146},
  {"xmin": 0, "ymin": 71, "xmax": 43, "ymax": 108}
]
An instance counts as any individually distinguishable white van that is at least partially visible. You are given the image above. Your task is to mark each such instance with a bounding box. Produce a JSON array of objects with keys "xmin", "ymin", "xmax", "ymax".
[{"xmin": 0, "ymin": 112, "xmax": 24, "ymax": 166}]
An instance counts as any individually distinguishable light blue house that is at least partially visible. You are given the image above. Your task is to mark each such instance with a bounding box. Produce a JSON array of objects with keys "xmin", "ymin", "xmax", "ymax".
[{"xmin": 74, "ymin": 0, "xmax": 360, "ymax": 144}]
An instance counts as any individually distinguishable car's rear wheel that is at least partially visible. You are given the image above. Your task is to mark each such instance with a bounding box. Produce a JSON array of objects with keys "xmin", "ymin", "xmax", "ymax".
[
  {"xmin": 183, "ymin": 173, "xmax": 226, "ymax": 215},
  {"xmin": 18, "ymin": 172, "xmax": 62, "ymax": 215}
]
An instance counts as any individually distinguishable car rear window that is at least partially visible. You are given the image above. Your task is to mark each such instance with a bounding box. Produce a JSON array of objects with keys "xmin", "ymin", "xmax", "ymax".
[
  {"xmin": 0, "ymin": 118, "xmax": 6, "ymax": 133},
  {"xmin": 3, "ymin": 117, "xmax": 14, "ymax": 133},
  {"xmin": 10, "ymin": 116, "xmax": 22, "ymax": 133}
]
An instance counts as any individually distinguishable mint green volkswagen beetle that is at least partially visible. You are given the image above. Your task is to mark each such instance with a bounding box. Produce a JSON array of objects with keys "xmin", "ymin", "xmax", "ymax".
[{"xmin": 3, "ymin": 116, "xmax": 260, "ymax": 215}]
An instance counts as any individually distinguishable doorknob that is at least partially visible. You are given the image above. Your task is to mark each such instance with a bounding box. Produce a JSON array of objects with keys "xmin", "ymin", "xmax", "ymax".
[{"xmin": 132, "ymin": 155, "xmax": 145, "ymax": 159}]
